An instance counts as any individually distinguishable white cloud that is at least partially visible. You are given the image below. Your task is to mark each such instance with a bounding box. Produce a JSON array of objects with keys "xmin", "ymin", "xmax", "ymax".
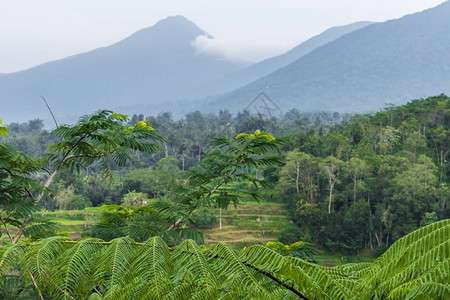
[{"xmin": 191, "ymin": 34, "xmax": 290, "ymax": 65}]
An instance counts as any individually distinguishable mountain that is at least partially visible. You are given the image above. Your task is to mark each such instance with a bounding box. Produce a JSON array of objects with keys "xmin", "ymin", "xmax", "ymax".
[
  {"xmin": 0, "ymin": 16, "xmax": 242, "ymax": 124},
  {"xmin": 204, "ymin": 21, "xmax": 372, "ymax": 95},
  {"xmin": 206, "ymin": 1, "xmax": 450, "ymax": 114},
  {"xmin": 108, "ymin": 21, "xmax": 372, "ymax": 119}
]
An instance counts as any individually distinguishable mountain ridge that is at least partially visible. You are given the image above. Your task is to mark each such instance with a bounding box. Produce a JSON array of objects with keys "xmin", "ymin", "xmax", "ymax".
[
  {"xmin": 204, "ymin": 1, "xmax": 450, "ymax": 114},
  {"xmin": 200, "ymin": 21, "xmax": 372, "ymax": 97},
  {"xmin": 0, "ymin": 16, "xmax": 241, "ymax": 124}
]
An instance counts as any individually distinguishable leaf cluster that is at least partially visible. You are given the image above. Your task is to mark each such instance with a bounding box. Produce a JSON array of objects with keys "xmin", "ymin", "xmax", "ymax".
[{"xmin": 46, "ymin": 110, "xmax": 163, "ymax": 177}]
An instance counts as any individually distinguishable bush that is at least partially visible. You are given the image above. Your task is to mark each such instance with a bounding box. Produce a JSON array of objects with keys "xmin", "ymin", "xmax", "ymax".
[
  {"xmin": 66, "ymin": 195, "xmax": 92, "ymax": 210},
  {"xmin": 192, "ymin": 208, "xmax": 217, "ymax": 229},
  {"xmin": 278, "ymin": 223, "xmax": 303, "ymax": 245},
  {"xmin": 373, "ymin": 244, "xmax": 388, "ymax": 257}
]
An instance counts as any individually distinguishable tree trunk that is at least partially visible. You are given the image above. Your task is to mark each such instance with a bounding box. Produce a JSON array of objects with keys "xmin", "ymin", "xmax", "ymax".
[
  {"xmin": 328, "ymin": 178, "xmax": 334, "ymax": 214},
  {"xmin": 219, "ymin": 208, "xmax": 222, "ymax": 230},
  {"xmin": 12, "ymin": 167, "xmax": 61, "ymax": 243}
]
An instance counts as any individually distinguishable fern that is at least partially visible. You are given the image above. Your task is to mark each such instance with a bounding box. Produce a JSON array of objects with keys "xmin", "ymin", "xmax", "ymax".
[
  {"xmin": 358, "ymin": 219, "xmax": 450, "ymax": 299},
  {"xmin": 0, "ymin": 220, "xmax": 448, "ymax": 299}
]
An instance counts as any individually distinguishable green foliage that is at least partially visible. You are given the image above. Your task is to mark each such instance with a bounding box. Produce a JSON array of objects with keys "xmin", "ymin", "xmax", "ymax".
[
  {"xmin": 192, "ymin": 207, "xmax": 217, "ymax": 228},
  {"xmin": 0, "ymin": 143, "xmax": 45, "ymax": 240},
  {"xmin": 2, "ymin": 95, "xmax": 449, "ymax": 252},
  {"xmin": 121, "ymin": 191, "xmax": 148, "ymax": 207},
  {"xmin": 357, "ymin": 219, "xmax": 450, "ymax": 299},
  {"xmin": 0, "ymin": 275, "xmax": 40, "ymax": 299},
  {"xmin": 1, "ymin": 219, "xmax": 447, "ymax": 299},
  {"xmin": 46, "ymin": 110, "xmax": 163, "ymax": 177},
  {"xmin": 157, "ymin": 130, "xmax": 283, "ymax": 231},
  {"xmin": 87, "ymin": 205, "xmax": 169, "ymax": 243},
  {"xmin": 278, "ymin": 223, "xmax": 304, "ymax": 245},
  {"xmin": 265, "ymin": 241, "xmax": 319, "ymax": 262},
  {"xmin": 421, "ymin": 212, "xmax": 438, "ymax": 227},
  {"xmin": 0, "ymin": 118, "xmax": 9, "ymax": 136},
  {"xmin": 0, "ymin": 110, "xmax": 163, "ymax": 243}
]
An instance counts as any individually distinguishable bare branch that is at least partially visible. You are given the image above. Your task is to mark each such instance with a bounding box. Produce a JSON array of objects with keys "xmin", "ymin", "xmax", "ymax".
[{"xmin": 40, "ymin": 95, "xmax": 58, "ymax": 128}]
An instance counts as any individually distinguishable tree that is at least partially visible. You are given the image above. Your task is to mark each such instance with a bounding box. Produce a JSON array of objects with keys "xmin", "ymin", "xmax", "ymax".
[
  {"xmin": 279, "ymin": 151, "xmax": 319, "ymax": 204},
  {"xmin": 160, "ymin": 130, "xmax": 282, "ymax": 232},
  {"xmin": 0, "ymin": 110, "xmax": 163, "ymax": 244},
  {"xmin": 392, "ymin": 155, "xmax": 438, "ymax": 224},
  {"xmin": 153, "ymin": 156, "xmax": 181, "ymax": 196},
  {"xmin": 320, "ymin": 156, "xmax": 344, "ymax": 213},
  {"xmin": 0, "ymin": 118, "xmax": 9, "ymax": 136},
  {"xmin": 54, "ymin": 183, "xmax": 76, "ymax": 210},
  {"xmin": 345, "ymin": 157, "xmax": 370, "ymax": 204},
  {"xmin": 324, "ymin": 131, "xmax": 351, "ymax": 159},
  {"xmin": 87, "ymin": 205, "xmax": 169, "ymax": 243},
  {"xmin": 404, "ymin": 131, "xmax": 427, "ymax": 161}
]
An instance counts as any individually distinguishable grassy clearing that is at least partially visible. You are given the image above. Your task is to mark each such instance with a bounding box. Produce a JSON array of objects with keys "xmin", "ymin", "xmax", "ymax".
[{"xmin": 35, "ymin": 208, "xmax": 102, "ymax": 239}]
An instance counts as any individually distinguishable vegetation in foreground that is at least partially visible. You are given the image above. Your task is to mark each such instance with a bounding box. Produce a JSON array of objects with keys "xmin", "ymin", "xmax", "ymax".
[
  {"xmin": 0, "ymin": 219, "xmax": 448, "ymax": 299},
  {"xmin": 0, "ymin": 95, "xmax": 449, "ymax": 298}
]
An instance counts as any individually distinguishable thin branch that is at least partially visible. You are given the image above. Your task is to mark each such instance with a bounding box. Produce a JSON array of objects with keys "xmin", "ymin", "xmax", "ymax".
[
  {"xmin": 41, "ymin": 167, "xmax": 52, "ymax": 175},
  {"xmin": 0, "ymin": 217, "xmax": 13, "ymax": 242},
  {"xmin": 93, "ymin": 287, "xmax": 103, "ymax": 297},
  {"xmin": 12, "ymin": 216, "xmax": 29, "ymax": 244},
  {"xmin": 243, "ymin": 261, "xmax": 310, "ymax": 300},
  {"xmin": 40, "ymin": 95, "xmax": 58, "ymax": 128},
  {"xmin": 27, "ymin": 268, "xmax": 44, "ymax": 300},
  {"xmin": 168, "ymin": 170, "xmax": 236, "ymax": 231},
  {"xmin": 62, "ymin": 153, "xmax": 103, "ymax": 163}
]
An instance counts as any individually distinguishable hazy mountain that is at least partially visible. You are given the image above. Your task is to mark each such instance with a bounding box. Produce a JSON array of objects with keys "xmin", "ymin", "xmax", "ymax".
[
  {"xmin": 204, "ymin": 21, "xmax": 372, "ymax": 95},
  {"xmin": 0, "ymin": 16, "xmax": 242, "ymax": 124},
  {"xmin": 207, "ymin": 1, "xmax": 450, "ymax": 114}
]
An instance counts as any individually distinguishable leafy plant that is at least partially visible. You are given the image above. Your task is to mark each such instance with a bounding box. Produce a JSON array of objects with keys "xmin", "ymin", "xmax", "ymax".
[
  {"xmin": 0, "ymin": 219, "xmax": 447, "ymax": 299},
  {"xmin": 0, "ymin": 110, "xmax": 163, "ymax": 243},
  {"xmin": 158, "ymin": 130, "xmax": 283, "ymax": 232}
]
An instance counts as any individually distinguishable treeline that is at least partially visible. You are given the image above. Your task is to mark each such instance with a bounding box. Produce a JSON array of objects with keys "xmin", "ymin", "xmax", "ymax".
[
  {"xmin": 270, "ymin": 95, "xmax": 449, "ymax": 253},
  {"xmin": 0, "ymin": 109, "xmax": 344, "ymax": 211},
  {"xmin": 2, "ymin": 95, "xmax": 449, "ymax": 253}
]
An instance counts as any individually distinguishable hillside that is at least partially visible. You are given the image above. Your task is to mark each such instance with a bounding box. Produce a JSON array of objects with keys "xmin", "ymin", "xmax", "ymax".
[
  {"xmin": 206, "ymin": 1, "xmax": 450, "ymax": 114},
  {"xmin": 202, "ymin": 21, "xmax": 371, "ymax": 96},
  {"xmin": 0, "ymin": 16, "xmax": 242, "ymax": 124}
]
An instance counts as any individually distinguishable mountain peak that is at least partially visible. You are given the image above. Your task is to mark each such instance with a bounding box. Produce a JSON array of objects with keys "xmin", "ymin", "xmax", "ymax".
[
  {"xmin": 150, "ymin": 15, "xmax": 207, "ymax": 37},
  {"xmin": 116, "ymin": 15, "xmax": 208, "ymax": 49}
]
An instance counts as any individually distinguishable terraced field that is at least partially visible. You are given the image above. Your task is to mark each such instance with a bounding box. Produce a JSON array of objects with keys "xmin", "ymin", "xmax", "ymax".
[
  {"xmin": 25, "ymin": 203, "xmax": 290, "ymax": 248},
  {"xmin": 201, "ymin": 202, "xmax": 290, "ymax": 249}
]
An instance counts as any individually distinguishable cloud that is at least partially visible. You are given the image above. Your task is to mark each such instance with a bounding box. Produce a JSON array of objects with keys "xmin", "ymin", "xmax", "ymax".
[{"xmin": 191, "ymin": 34, "xmax": 289, "ymax": 65}]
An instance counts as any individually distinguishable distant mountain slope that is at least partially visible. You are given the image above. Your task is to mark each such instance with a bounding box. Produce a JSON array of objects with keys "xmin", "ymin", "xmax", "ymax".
[
  {"xmin": 0, "ymin": 16, "xmax": 242, "ymax": 123},
  {"xmin": 207, "ymin": 1, "xmax": 450, "ymax": 114},
  {"xmin": 206, "ymin": 21, "xmax": 371, "ymax": 95}
]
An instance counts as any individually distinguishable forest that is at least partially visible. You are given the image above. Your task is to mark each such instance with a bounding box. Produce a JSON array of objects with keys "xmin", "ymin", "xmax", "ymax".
[{"xmin": 0, "ymin": 94, "xmax": 449, "ymax": 298}]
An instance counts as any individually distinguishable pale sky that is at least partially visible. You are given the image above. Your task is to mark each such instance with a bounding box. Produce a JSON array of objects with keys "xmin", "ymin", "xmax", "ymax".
[{"xmin": 0, "ymin": 0, "xmax": 446, "ymax": 73}]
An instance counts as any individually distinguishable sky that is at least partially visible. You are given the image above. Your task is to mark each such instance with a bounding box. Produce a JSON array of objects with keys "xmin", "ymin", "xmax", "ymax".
[{"xmin": 0, "ymin": 0, "xmax": 446, "ymax": 73}]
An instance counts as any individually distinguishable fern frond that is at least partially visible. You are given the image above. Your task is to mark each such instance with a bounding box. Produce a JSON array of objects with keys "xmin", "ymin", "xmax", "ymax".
[
  {"xmin": 93, "ymin": 237, "xmax": 136, "ymax": 289},
  {"xmin": 359, "ymin": 219, "xmax": 450, "ymax": 299},
  {"xmin": 49, "ymin": 237, "xmax": 102, "ymax": 299},
  {"xmin": 209, "ymin": 242, "xmax": 272, "ymax": 299}
]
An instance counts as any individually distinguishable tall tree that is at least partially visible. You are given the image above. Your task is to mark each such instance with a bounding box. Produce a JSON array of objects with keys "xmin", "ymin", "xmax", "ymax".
[
  {"xmin": 345, "ymin": 157, "xmax": 370, "ymax": 204},
  {"xmin": 162, "ymin": 130, "xmax": 282, "ymax": 231},
  {"xmin": 320, "ymin": 156, "xmax": 343, "ymax": 213}
]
